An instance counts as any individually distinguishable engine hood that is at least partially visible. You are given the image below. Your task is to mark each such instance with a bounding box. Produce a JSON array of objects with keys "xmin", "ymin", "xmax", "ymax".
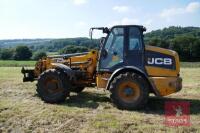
[{"xmin": 145, "ymin": 45, "xmax": 180, "ymax": 77}]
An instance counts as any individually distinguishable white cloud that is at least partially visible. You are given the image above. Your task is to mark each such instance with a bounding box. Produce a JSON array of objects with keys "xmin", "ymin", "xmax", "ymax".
[
  {"xmin": 77, "ymin": 21, "xmax": 87, "ymax": 26},
  {"xmin": 113, "ymin": 6, "xmax": 129, "ymax": 13},
  {"xmin": 73, "ymin": 0, "xmax": 88, "ymax": 5},
  {"xmin": 121, "ymin": 18, "xmax": 139, "ymax": 25},
  {"xmin": 160, "ymin": 2, "xmax": 200, "ymax": 20},
  {"xmin": 109, "ymin": 18, "xmax": 140, "ymax": 27},
  {"xmin": 160, "ymin": 8, "xmax": 185, "ymax": 18},
  {"xmin": 186, "ymin": 2, "xmax": 200, "ymax": 13}
]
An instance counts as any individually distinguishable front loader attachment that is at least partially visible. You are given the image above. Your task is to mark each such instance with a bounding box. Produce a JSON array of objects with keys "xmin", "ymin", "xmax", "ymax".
[{"xmin": 21, "ymin": 67, "xmax": 36, "ymax": 82}]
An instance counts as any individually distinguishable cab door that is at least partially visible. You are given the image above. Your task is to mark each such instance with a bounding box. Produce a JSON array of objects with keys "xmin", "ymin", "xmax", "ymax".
[
  {"xmin": 124, "ymin": 27, "xmax": 145, "ymax": 71},
  {"xmin": 98, "ymin": 27, "xmax": 125, "ymax": 72}
]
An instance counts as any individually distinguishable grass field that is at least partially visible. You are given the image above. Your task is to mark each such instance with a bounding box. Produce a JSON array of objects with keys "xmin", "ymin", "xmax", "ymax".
[
  {"xmin": 181, "ymin": 62, "xmax": 200, "ymax": 68},
  {"xmin": 0, "ymin": 60, "xmax": 36, "ymax": 67},
  {"xmin": 0, "ymin": 66, "xmax": 200, "ymax": 132}
]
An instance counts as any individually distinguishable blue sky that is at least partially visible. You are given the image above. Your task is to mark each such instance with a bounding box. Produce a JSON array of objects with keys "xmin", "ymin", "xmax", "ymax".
[{"xmin": 0, "ymin": 0, "xmax": 200, "ymax": 39}]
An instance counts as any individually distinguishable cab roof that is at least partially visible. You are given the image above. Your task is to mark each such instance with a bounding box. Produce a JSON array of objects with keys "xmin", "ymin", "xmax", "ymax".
[{"xmin": 111, "ymin": 25, "xmax": 146, "ymax": 32}]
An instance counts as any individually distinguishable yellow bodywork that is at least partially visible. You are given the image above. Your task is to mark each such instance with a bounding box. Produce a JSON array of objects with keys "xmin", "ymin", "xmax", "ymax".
[
  {"xmin": 96, "ymin": 73, "xmax": 111, "ymax": 88},
  {"xmin": 145, "ymin": 45, "xmax": 181, "ymax": 96},
  {"xmin": 149, "ymin": 77, "xmax": 182, "ymax": 96},
  {"xmin": 34, "ymin": 50, "xmax": 98, "ymax": 82}
]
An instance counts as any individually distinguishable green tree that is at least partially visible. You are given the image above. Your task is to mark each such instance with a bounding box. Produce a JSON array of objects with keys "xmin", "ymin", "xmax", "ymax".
[
  {"xmin": 59, "ymin": 45, "xmax": 89, "ymax": 54},
  {"xmin": 191, "ymin": 39, "xmax": 200, "ymax": 61},
  {"xmin": 0, "ymin": 48, "xmax": 14, "ymax": 60},
  {"xmin": 14, "ymin": 46, "xmax": 32, "ymax": 60},
  {"xmin": 32, "ymin": 51, "xmax": 47, "ymax": 60}
]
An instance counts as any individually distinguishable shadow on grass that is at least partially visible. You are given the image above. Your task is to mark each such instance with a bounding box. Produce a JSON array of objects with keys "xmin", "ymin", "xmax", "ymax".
[
  {"xmin": 36, "ymin": 91, "xmax": 200, "ymax": 114},
  {"xmin": 61, "ymin": 91, "xmax": 110, "ymax": 109},
  {"xmin": 60, "ymin": 91, "xmax": 200, "ymax": 115}
]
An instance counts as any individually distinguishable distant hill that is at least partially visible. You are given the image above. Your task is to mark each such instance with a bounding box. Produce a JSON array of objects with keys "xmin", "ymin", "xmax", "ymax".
[
  {"xmin": 144, "ymin": 26, "xmax": 200, "ymax": 43},
  {"xmin": 0, "ymin": 38, "xmax": 99, "ymax": 52},
  {"xmin": 0, "ymin": 39, "xmax": 52, "ymax": 48}
]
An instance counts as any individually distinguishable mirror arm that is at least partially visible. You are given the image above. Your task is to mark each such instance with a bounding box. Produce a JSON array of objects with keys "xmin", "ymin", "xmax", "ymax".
[{"xmin": 89, "ymin": 27, "xmax": 110, "ymax": 40}]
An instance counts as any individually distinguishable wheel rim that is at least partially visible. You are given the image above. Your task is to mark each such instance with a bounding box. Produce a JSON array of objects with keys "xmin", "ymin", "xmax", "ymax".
[
  {"xmin": 118, "ymin": 81, "xmax": 140, "ymax": 103},
  {"xmin": 44, "ymin": 78, "xmax": 63, "ymax": 94}
]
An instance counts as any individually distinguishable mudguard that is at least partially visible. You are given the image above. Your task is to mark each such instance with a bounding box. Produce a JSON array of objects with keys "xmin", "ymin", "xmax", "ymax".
[
  {"xmin": 51, "ymin": 63, "xmax": 76, "ymax": 81},
  {"xmin": 106, "ymin": 66, "xmax": 160, "ymax": 96}
]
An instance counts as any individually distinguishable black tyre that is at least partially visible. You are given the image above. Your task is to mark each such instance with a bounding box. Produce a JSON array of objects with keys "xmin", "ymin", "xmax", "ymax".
[
  {"xmin": 109, "ymin": 72, "xmax": 149, "ymax": 110},
  {"xmin": 71, "ymin": 87, "xmax": 85, "ymax": 93},
  {"xmin": 36, "ymin": 69, "xmax": 70, "ymax": 103}
]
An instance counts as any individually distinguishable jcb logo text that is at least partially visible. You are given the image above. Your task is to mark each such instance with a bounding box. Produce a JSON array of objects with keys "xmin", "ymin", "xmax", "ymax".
[{"xmin": 148, "ymin": 58, "xmax": 172, "ymax": 65}]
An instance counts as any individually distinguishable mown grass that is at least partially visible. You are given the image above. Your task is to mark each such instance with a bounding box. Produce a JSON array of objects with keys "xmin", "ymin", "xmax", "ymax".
[
  {"xmin": 0, "ymin": 60, "xmax": 36, "ymax": 67},
  {"xmin": 0, "ymin": 66, "xmax": 200, "ymax": 132},
  {"xmin": 181, "ymin": 62, "xmax": 200, "ymax": 68}
]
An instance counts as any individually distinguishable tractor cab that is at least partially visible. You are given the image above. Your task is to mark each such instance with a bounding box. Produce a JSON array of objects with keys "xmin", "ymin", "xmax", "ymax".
[
  {"xmin": 101, "ymin": 25, "xmax": 145, "ymax": 73},
  {"xmin": 90, "ymin": 25, "xmax": 148, "ymax": 90},
  {"xmin": 90, "ymin": 25, "xmax": 146, "ymax": 73}
]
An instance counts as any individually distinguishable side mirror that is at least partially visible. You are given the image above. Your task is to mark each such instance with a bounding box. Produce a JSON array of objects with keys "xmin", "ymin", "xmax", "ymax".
[{"xmin": 103, "ymin": 28, "xmax": 110, "ymax": 34}]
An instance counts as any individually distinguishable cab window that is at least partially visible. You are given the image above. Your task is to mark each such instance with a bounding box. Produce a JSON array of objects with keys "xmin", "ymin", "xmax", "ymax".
[
  {"xmin": 101, "ymin": 27, "xmax": 124, "ymax": 69},
  {"xmin": 129, "ymin": 27, "xmax": 142, "ymax": 50}
]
